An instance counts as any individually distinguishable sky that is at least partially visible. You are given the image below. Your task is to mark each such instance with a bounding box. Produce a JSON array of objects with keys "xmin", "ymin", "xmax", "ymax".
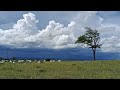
[{"xmin": 0, "ymin": 11, "xmax": 120, "ymax": 60}]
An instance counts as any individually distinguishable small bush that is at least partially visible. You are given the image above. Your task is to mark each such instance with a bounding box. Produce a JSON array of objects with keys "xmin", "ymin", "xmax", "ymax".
[{"xmin": 46, "ymin": 58, "xmax": 51, "ymax": 61}]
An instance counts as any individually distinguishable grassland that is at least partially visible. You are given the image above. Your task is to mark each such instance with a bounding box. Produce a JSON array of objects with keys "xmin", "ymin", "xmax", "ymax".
[{"xmin": 0, "ymin": 60, "xmax": 120, "ymax": 79}]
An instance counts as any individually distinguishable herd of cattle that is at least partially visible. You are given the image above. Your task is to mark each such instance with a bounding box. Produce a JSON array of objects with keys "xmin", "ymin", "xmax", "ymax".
[{"xmin": 0, "ymin": 59, "xmax": 62, "ymax": 64}]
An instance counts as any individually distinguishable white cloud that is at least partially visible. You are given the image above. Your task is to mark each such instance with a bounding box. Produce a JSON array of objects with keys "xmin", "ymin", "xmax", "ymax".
[
  {"xmin": 13, "ymin": 12, "xmax": 39, "ymax": 34},
  {"xmin": 0, "ymin": 12, "xmax": 78, "ymax": 49},
  {"xmin": 0, "ymin": 11, "xmax": 120, "ymax": 52},
  {"xmin": 72, "ymin": 11, "xmax": 103, "ymax": 28},
  {"xmin": 68, "ymin": 21, "xmax": 76, "ymax": 27}
]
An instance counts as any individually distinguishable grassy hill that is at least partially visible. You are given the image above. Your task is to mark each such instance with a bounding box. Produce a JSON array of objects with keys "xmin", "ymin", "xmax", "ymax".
[{"xmin": 0, "ymin": 60, "xmax": 120, "ymax": 79}]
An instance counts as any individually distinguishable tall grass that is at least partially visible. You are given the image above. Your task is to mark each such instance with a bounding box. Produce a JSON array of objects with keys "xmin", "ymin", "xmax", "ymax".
[{"xmin": 0, "ymin": 60, "xmax": 120, "ymax": 79}]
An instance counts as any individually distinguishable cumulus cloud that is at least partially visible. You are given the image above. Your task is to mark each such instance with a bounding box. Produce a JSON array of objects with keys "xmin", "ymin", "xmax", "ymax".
[
  {"xmin": 13, "ymin": 12, "xmax": 39, "ymax": 34},
  {"xmin": 0, "ymin": 11, "xmax": 120, "ymax": 52},
  {"xmin": 0, "ymin": 12, "xmax": 78, "ymax": 49},
  {"xmin": 0, "ymin": 12, "xmax": 39, "ymax": 48}
]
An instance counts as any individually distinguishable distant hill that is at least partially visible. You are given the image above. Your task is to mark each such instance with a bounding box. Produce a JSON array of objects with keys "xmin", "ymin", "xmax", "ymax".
[{"xmin": 0, "ymin": 46, "xmax": 119, "ymax": 60}]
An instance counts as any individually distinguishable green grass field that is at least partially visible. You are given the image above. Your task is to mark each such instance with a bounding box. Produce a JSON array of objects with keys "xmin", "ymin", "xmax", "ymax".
[{"xmin": 0, "ymin": 60, "xmax": 120, "ymax": 79}]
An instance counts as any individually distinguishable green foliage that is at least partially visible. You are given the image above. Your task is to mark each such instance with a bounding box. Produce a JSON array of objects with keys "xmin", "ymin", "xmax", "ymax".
[
  {"xmin": 75, "ymin": 27, "xmax": 101, "ymax": 48},
  {"xmin": 75, "ymin": 35, "xmax": 87, "ymax": 44}
]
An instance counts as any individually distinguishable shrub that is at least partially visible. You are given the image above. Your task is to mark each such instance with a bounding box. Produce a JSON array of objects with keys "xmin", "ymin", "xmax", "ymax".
[
  {"xmin": 46, "ymin": 58, "xmax": 51, "ymax": 61},
  {"xmin": 0, "ymin": 57, "xmax": 3, "ymax": 60}
]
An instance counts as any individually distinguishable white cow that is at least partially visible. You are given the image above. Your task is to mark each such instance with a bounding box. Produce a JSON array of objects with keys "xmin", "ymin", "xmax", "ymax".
[
  {"xmin": 50, "ymin": 60, "xmax": 53, "ymax": 62},
  {"xmin": 58, "ymin": 60, "xmax": 61, "ymax": 62},
  {"xmin": 0, "ymin": 61, "xmax": 4, "ymax": 63},
  {"xmin": 44, "ymin": 60, "xmax": 46, "ymax": 62},
  {"xmin": 27, "ymin": 60, "xmax": 31, "ymax": 62},
  {"xmin": 53, "ymin": 60, "xmax": 55, "ymax": 62},
  {"xmin": 13, "ymin": 62, "xmax": 15, "ymax": 63},
  {"xmin": 37, "ymin": 61, "xmax": 41, "ymax": 63}
]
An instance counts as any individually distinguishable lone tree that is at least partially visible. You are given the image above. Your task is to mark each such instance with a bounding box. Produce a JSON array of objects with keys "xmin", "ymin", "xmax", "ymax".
[{"xmin": 75, "ymin": 27, "xmax": 102, "ymax": 60}]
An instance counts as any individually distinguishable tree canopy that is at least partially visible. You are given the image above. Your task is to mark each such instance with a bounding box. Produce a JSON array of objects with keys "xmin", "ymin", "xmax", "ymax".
[{"xmin": 75, "ymin": 27, "xmax": 102, "ymax": 60}]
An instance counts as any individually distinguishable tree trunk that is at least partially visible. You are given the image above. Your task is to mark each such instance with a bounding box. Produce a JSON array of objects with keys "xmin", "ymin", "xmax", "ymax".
[{"xmin": 93, "ymin": 50, "xmax": 96, "ymax": 60}]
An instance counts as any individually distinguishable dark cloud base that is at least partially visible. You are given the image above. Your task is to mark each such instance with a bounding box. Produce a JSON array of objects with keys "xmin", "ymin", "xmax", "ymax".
[{"xmin": 0, "ymin": 46, "xmax": 119, "ymax": 60}]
